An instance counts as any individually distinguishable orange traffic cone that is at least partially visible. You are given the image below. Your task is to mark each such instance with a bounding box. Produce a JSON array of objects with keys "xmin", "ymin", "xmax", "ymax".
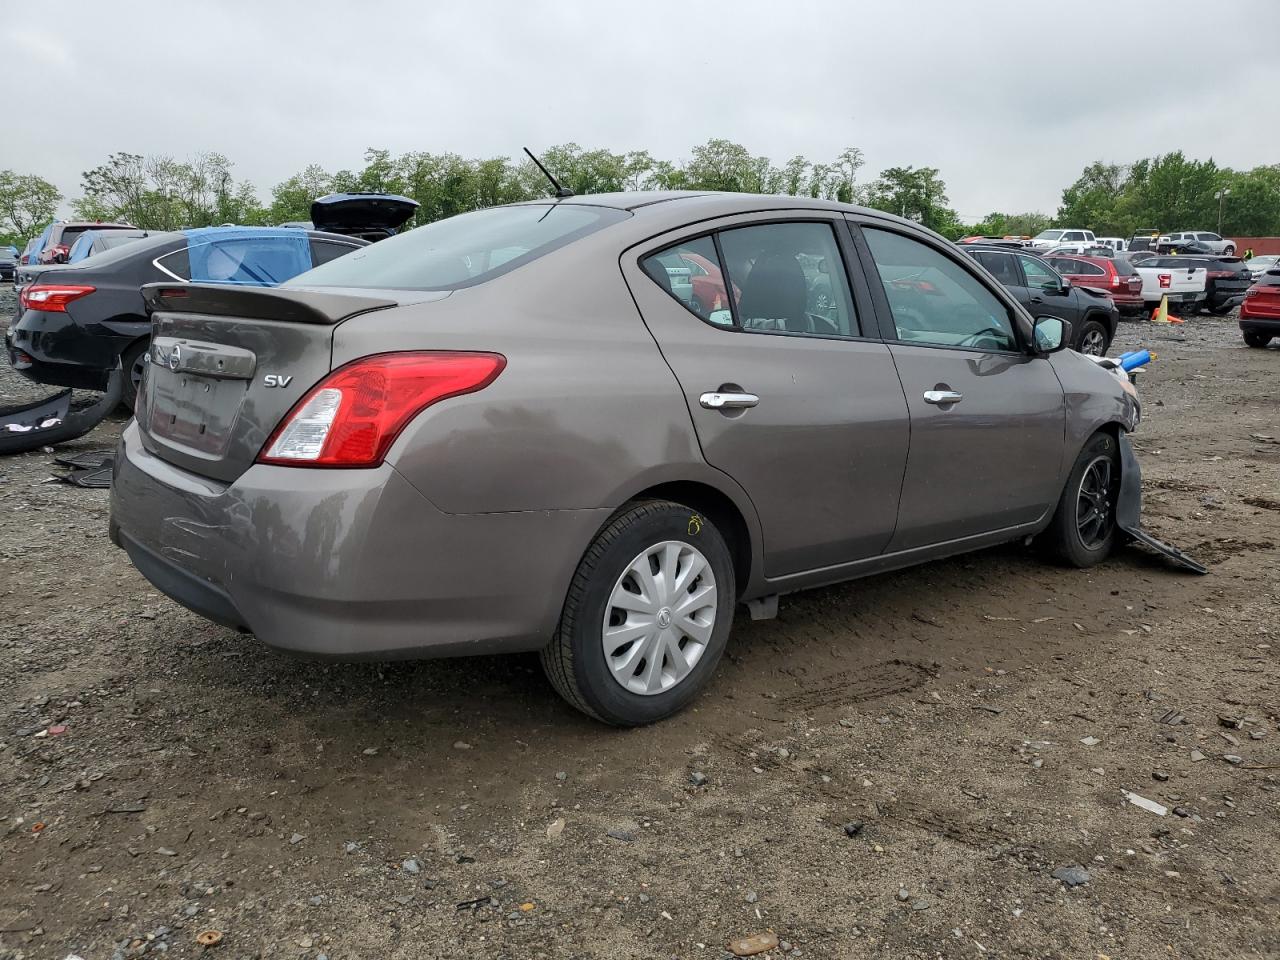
[{"xmin": 1150, "ymin": 294, "xmax": 1186, "ymax": 325}]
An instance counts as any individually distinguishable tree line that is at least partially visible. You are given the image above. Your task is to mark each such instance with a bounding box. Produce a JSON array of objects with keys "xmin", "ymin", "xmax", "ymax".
[{"xmin": 3, "ymin": 141, "xmax": 1279, "ymax": 249}]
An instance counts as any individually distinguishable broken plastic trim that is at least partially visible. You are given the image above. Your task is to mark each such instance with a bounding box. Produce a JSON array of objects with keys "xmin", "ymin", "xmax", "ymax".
[
  {"xmin": 1116, "ymin": 432, "xmax": 1208, "ymax": 574},
  {"xmin": 0, "ymin": 366, "xmax": 123, "ymax": 456}
]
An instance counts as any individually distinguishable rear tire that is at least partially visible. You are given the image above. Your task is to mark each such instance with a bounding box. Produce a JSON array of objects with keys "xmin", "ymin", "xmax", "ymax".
[
  {"xmin": 1243, "ymin": 331, "xmax": 1272, "ymax": 348},
  {"xmin": 120, "ymin": 338, "xmax": 149, "ymax": 412},
  {"xmin": 1077, "ymin": 318, "xmax": 1110, "ymax": 356},
  {"xmin": 541, "ymin": 500, "xmax": 736, "ymax": 726},
  {"xmin": 1039, "ymin": 432, "xmax": 1120, "ymax": 568}
]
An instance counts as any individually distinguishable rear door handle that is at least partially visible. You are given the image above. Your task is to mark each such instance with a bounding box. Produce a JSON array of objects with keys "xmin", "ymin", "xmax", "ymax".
[
  {"xmin": 923, "ymin": 390, "xmax": 964, "ymax": 405},
  {"xmin": 700, "ymin": 391, "xmax": 759, "ymax": 410}
]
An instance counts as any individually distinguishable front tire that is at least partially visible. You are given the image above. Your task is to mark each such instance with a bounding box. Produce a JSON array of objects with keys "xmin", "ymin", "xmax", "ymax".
[
  {"xmin": 1039, "ymin": 432, "xmax": 1120, "ymax": 568},
  {"xmin": 1243, "ymin": 330, "xmax": 1272, "ymax": 348},
  {"xmin": 541, "ymin": 500, "xmax": 736, "ymax": 725},
  {"xmin": 1077, "ymin": 318, "xmax": 1110, "ymax": 356}
]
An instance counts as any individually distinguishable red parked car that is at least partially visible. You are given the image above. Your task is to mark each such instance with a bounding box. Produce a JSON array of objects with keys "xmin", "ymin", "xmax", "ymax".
[
  {"xmin": 1240, "ymin": 269, "xmax": 1280, "ymax": 348},
  {"xmin": 1044, "ymin": 254, "xmax": 1144, "ymax": 316},
  {"xmin": 679, "ymin": 250, "xmax": 739, "ymax": 314}
]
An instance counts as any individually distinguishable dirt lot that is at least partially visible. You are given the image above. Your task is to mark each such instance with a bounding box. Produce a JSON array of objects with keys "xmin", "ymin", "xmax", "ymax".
[{"xmin": 1, "ymin": 286, "xmax": 1277, "ymax": 960}]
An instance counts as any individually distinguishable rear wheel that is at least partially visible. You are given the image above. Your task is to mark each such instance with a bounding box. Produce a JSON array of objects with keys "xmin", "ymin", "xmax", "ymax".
[
  {"xmin": 1243, "ymin": 330, "xmax": 1273, "ymax": 348},
  {"xmin": 1039, "ymin": 432, "xmax": 1120, "ymax": 568},
  {"xmin": 120, "ymin": 338, "xmax": 149, "ymax": 412},
  {"xmin": 1077, "ymin": 318, "xmax": 1110, "ymax": 356},
  {"xmin": 540, "ymin": 500, "xmax": 735, "ymax": 726}
]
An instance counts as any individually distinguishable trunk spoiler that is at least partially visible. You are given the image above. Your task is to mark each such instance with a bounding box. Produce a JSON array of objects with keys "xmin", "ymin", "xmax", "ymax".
[{"xmin": 142, "ymin": 283, "xmax": 397, "ymax": 326}]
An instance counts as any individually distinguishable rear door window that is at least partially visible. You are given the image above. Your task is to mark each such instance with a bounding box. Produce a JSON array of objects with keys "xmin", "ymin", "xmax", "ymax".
[
  {"xmin": 717, "ymin": 222, "xmax": 858, "ymax": 337},
  {"xmin": 641, "ymin": 221, "xmax": 860, "ymax": 338},
  {"xmin": 290, "ymin": 204, "xmax": 629, "ymax": 290},
  {"xmin": 972, "ymin": 251, "xmax": 1021, "ymax": 286}
]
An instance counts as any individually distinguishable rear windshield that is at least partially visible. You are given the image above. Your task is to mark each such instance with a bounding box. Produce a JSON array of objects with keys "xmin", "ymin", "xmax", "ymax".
[
  {"xmin": 1034, "ymin": 230, "xmax": 1064, "ymax": 241},
  {"xmin": 1112, "ymin": 258, "xmax": 1137, "ymax": 275},
  {"xmin": 287, "ymin": 204, "xmax": 630, "ymax": 291},
  {"xmin": 1259, "ymin": 270, "xmax": 1280, "ymax": 286},
  {"xmin": 57, "ymin": 226, "xmax": 93, "ymax": 248}
]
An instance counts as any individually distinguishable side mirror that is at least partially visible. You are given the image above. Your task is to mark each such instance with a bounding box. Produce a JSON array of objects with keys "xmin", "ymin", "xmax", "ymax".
[{"xmin": 1033, "ymin": 315, "xmax": 1071, "ymax": 353}]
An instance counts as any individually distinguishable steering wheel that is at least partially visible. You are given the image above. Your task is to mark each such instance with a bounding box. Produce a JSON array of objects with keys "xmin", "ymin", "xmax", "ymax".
[{"xmin": 958, "ymin": 326, "xmax": 1011, "ymax": 349}]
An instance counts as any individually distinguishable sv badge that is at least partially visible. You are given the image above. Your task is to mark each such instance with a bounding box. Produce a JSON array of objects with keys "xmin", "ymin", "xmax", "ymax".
[{"xmin": 263, "ymin": 375, "xmax": 293, "ymax": 388}]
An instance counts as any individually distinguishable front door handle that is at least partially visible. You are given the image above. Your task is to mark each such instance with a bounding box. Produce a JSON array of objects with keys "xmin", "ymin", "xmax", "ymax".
[
  {"xmin": 700, "ymin": 391, "xmax": 759, "ymax": 410},
  {"xmin": 1029, "ymin": 296, "xmax": 1044, "ymax": 304},
  {"xmin": 923, "ymin": 390, "xmax": 964, "ymax": 405}
]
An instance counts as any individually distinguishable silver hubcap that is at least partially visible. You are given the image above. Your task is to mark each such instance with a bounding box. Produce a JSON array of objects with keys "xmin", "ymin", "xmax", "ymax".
[
  {"xmin": 602, "ymin": 541, "xmax": 717, "ymax": 696},
  {"xmin": 1081, "ymin": 328, "xmax": 1106, "ymax": 356},
  {"xmin": 1076, "ymin": 455, "xmax": 1114, "ymax": 549}
]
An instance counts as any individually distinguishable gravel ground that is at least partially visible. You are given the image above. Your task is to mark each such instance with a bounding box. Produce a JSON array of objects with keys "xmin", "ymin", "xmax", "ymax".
[{"xmin": 1, "ymin": 284, "xmax": 1277, "ymax": 960}]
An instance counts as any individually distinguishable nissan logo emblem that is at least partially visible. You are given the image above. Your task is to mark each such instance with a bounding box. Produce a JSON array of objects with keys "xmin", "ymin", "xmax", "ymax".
[{"xmin": 168, "ymin": 345, "xmax": 181, "ymax": 372}]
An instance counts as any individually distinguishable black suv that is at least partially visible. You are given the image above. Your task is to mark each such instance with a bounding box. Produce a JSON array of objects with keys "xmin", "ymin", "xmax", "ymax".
[{"xmin": 960, "ymin": 244, "xmax": 1119, "ymax": 355}]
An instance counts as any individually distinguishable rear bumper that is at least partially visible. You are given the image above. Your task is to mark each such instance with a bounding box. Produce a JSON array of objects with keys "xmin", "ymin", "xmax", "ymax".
[
  {"xmin": 6, "ymin": 309, "xmax": 127, "ymax": 391},
  {"xmin": 109, "ymin": 422, "xmax": 607, "ymax": 659},
  {"xmin": 1209, "ymin": 288, "xmax": 1248, "ymax": 310},
  {"xmin": 1239, "ymin": 315, "xmax": 1280, "ymax": 333}
]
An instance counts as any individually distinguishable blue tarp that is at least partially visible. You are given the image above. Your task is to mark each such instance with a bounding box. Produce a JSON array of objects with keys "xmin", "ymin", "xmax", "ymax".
[
  {"xmin": 67, "ymin": 231, "xmax": 100, "ymax": 263},
  {"xmin": 183, "ymin": 227, "xmax": 313, "ymax": 287}
]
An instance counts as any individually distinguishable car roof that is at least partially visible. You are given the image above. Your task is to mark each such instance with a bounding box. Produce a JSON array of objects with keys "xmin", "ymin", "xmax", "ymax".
[
  {"xmin": 505, "ymin": 190, "xmax": 925, "ymax": 226},
  {"xmin": 1048, "ymin": 254, "xmax": 1114, "ymax": 267},
  {"xmin": 959, "ymin": 242, "xmax": 1033, "ymax": 255}
]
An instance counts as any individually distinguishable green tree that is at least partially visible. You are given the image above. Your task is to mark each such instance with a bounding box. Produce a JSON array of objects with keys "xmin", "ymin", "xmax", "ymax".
[
  {"xmin": 77, "ymin": 151, "xmax": 265, "ymax": 229},
  {"xmin": 864, "ymin": 165, "xmax": 959, "ymax": 234},
  {"xmin": 1216, "ymin": 164, "xmax": 1280, "ymax": 237},
  {"xmin": 1055, "ymin": 161, "xmax": 1128, "ymax": 234},
  {"xmin": 268, "ymin": 164, "xmax": 335, "ymax": 224},
  {"xmin": 0, "ymin": 170, "xmax": 62, "ymax": 243}
]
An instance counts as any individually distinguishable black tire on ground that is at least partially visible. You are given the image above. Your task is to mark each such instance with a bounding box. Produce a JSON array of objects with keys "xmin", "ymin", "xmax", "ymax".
[
  {"xmin": 540, "ymin": 499, "xmax": 736, "ymax": 726},
  {"xmin": 1077, "ymin": 318, "xmax": 1110, "ymax": 356},
  {"xmin": 120, "ymin": 338, "xmax": 149, "ymax": 412},
  {"xmin": 1243, "ymin": 331, "xmax": 1272, "ymax": 348},
  {"xmin": 1039, "ymin": 432, "xmax": 1121, "ymax": 568},
  {"xmin": 1210, "ymin": 302, "xmax": 1235, "ymax": 316}
]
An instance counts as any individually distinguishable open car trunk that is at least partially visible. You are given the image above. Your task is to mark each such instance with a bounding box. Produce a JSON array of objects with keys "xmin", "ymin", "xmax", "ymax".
[
  {"xmin": 135, "ymin": 284, "xmax": 398, "ymax": 483},
  {"xmin": 309, "ymin": 193, "xmax": 419, "ymax": 242}
]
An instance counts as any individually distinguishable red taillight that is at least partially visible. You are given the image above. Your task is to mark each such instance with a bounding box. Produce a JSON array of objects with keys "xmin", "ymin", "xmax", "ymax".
[
  {"xmin": 22, "ymin": 283, "xmax": 96, "ymax": 312},
  {"xmin": 257, "ymin": 351, "xmax": 506, "ymax": 468},
  {"xmin": 1110, "ymin": 274, "xmax": 1121, "ymax": 287},
  {"xmin": 1158, "ymin": 274, "xmax": 1171, "ymax": 289}
]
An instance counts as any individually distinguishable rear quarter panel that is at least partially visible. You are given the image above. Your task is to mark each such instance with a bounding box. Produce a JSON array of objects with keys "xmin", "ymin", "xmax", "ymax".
[{"xmin": 329, "ymin": 237, "xmax": 723, "ymax": 517}]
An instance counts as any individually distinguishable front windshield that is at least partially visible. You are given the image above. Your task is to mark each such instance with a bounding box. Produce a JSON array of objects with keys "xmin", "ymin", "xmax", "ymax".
[
  {"xmin": 1034, "ymin": 230, "xmax": 1064, "ymax": 241},
  {"xmin": 287, "ymin": 203, "xmax": 629, "ymax": 291}
]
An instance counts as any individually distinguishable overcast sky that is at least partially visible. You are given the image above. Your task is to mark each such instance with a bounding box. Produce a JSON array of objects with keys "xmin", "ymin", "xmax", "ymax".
[{"xmin": 4, "ymin": 0, "xmax": 1276, "ymax": 220}]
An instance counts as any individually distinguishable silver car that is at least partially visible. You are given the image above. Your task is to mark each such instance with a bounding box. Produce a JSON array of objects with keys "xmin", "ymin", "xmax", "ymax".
[{"xmin": 110, "ymin": 193, "xmax": 1139, "ymax": 725}]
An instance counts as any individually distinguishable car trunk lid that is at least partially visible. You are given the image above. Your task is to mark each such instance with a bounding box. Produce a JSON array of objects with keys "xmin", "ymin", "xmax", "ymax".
[
  {"xmin": 135, "ymin": 283, "xmax": 401, "ymax": 483},
  {"xmin": 309, "ymin": 193, "xmax": 419, "ymax": 241}
]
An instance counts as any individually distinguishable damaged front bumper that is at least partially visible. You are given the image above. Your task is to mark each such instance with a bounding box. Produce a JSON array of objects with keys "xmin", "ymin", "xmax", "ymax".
[{"xmin": 1115, "ymin": 432, "xmax": 1208, "ymax": 574}]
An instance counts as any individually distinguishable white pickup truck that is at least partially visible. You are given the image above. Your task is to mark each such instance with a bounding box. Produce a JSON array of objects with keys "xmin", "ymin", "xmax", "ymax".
[
  {"xmin": 1030, "ymin": 228, "xmax": 1096, "ymax": 253},
  {"xmin": 1133, "ymin": 260, "xmax": 1207, "ymax": 309}
]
